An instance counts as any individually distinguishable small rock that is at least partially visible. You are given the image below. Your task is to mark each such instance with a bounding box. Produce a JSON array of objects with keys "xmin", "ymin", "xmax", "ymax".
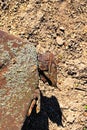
[
  {"xmin": 56, "ymin": 36, "xmax": 64, "ymax": 46},
  {"xmin": 59, "ymin": 26, "xmax": 65, "ymax": 32},
  {"xmin": 67, "ymin": 111, "xmax": 75, "ymax": 123}
]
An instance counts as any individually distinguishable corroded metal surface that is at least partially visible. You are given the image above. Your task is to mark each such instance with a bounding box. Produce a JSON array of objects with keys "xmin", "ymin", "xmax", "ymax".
[{"xmin": 0, "ymin": 30, "xmax": 39, "ymax": 130}]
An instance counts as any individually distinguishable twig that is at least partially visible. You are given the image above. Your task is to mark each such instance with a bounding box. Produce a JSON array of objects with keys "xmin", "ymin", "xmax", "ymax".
[{"xmin": 75, "ymin": 87, "xmax": 87, "ymax": 92}]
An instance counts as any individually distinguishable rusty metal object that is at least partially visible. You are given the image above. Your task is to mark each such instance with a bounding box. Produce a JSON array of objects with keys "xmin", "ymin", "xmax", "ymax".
[{"xmin": 0, "ymin": 30, "xmax": 57, "ymax": 129}]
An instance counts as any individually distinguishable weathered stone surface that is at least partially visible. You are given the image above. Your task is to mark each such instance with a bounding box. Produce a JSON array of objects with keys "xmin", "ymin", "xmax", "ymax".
[
  {"xmin": 0, "ymin": 30, "xmax": 39, "ymax": 130},
  {"xmin": 38, "ymin": 52, "xmax": 57, "ymax": 87},
  {"xmin": 0, "ymin": 30, "xmax": 57, "ymax": 130}
]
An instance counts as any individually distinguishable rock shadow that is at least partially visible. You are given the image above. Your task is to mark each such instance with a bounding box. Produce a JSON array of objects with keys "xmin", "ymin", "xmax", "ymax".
[{"xmin": 22, "ymin": 92, "xmax": 63, "ymax": 130}]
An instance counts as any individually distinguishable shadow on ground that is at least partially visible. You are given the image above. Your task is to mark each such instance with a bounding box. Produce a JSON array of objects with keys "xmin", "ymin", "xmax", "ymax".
[{"xmin": 22, "ymin": 92, "xmax": 63, "ymax": 130}]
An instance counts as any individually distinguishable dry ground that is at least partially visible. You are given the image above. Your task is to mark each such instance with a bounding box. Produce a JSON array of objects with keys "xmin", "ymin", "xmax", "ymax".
[{"xmin": 0, "ymin": 0, "xmax": 87, "ymax": 130}]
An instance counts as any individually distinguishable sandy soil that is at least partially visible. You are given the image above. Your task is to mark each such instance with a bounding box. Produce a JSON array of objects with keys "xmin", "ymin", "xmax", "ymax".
[{"xmin": 0, "ymin": 0, "xmax": 87, "ymax": 130}]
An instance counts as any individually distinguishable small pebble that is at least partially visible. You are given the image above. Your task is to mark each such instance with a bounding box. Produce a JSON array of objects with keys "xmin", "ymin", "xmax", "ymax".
[
  {"xmin": 56, "ymin": 36, "xmax": 64, "ymax": 46},
  {"xmin": 59, "ymin": 26, "xmax": 65, "ymax": 32}
]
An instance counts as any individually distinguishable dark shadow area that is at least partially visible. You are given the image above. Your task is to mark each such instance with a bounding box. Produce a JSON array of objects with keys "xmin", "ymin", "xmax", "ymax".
[
  {"xmin": 22, "ymin": 92, "xmax": 63, "ymax": 130},
  {"xmin": 22, "ymin": 104, "xmax": 48, "ymax": 130},
  {"xmin": 41, "ymin": 93, "xmax": 63, "ymax": 126},
  {"xmin": 38, "ymin": 68, "xmax": 53, "ymax": 86}
]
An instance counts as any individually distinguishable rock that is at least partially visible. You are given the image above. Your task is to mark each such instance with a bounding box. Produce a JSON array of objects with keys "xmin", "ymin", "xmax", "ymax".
[
  {"xmin": 0, "ymin": 30, "xmax": 40, "ymax": 130},
  {"xmin": 38, "ymin": 51, "xmax": 57, "ymax": 87},
  {"xmin": 56, "ymin": 36, "xmax": 64, "ymax": 46},
  {"xmin": 0, "ymin": 30, "xmax": 57, "ymax": 130},
  {"xmin": 59, "ymin": 26, "xmax": 65, "ymax": 32},
  {"xmin": 67, "ymin": 111, "xmax": 75, "ymax": 123}
]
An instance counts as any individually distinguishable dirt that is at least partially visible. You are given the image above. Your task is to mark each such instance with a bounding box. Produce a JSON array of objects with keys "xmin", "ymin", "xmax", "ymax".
[{"xmin": 0, "ymin": 0, "xmax": 87, "ymax": 130}]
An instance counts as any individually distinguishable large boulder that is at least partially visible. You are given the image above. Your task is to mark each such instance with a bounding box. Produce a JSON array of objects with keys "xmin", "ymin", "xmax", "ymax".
[
  {"xmin": 0, "ymin": 30, "xmax": 57, "ymax": 130},
  {"xmin": 0, "ymin": 30, "xmax": 40, "ymax": 130}
]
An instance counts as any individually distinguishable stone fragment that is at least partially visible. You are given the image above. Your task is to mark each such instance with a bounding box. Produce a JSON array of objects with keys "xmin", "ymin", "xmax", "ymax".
[
  {"xmin": 67, "ymin": 111, "xmax": 75, "ymax": 123},
  {"xmin": 38, "ymin": 51, "xmax": 57, "ymax": 87},
  {"xmin": 59, "ymin": 26, "xmax": 65, "ymax": 32},
  {"xmin": 56, "ymin": 36, "xmax": 64, "ymax": 46}
]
